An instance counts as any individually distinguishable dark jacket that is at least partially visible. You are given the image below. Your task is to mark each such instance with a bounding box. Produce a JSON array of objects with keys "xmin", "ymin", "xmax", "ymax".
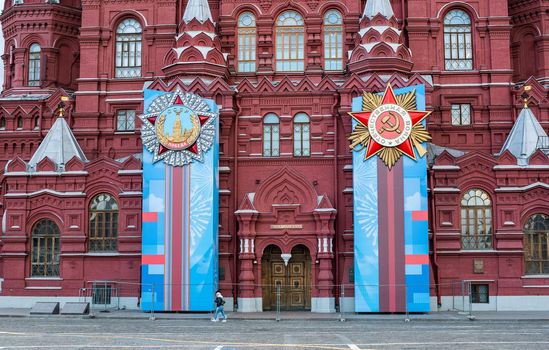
[{"xmin": 215, "ymin": 296, "xmax": 225, "ymax": 307}]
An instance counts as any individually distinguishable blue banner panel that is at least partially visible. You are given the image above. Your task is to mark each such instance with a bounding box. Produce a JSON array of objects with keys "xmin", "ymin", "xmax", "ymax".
[
  {"xmin": 353, "ymin": 85, "xmax": 430, "ymax": 313},
  {"xmin": 140, "ymin": 89, "xmax": 219, "ymax": 311}
]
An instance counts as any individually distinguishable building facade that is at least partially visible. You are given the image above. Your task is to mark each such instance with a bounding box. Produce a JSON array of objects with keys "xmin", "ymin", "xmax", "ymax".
[{"xmin": 0, "ymin": 0, "xmax": 548, "ymax": 311}]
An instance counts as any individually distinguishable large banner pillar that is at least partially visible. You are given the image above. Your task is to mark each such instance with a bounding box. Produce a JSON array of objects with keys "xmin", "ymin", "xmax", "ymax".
[
  {"xmin": 350, "ymin": 84, "xmax": 430, "ymax": 313},
  {"xmin": 139, "ymin": 89, "xmax": 219, "ymax": 311}
]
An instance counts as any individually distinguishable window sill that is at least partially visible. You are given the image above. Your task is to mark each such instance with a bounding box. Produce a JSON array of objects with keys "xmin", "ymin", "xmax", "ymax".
[
  {"xmin": 114, "ymin": 131, "xmax": 136, "ymax": 135},
  {"xmin": 459, "ymin": 249, "xmax": 497, "ymax": 253},
  {"xmin": 521, "ymin": 275, "xmax": 549, "ymax": 279},
  {"xmin": 25, "ymin": 277, "xmax": 63, "ymax": 281}
]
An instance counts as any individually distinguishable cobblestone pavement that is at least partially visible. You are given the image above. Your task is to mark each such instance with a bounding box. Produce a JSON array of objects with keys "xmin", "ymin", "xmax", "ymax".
[{"xmin": 1, "ymin": 317, "xmax": 549, "ymax": 349}]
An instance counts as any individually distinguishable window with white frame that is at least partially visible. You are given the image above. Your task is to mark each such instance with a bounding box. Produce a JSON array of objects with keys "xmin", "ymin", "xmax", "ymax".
[
  {"xmin": 461, "ymin": 189, "xmax": 493, "ymax": 250},
  {"xmin": 451, "ymin": 104, "xmax": 471, "ymax": 125},
  {"xmin": 263, "ymin": 113, "xmax": 280, "ymax": 157},
  {"xmin": 116, "ymin": 110, "xmax": 136, "ymax": 131},
  {"xmin": 444, "ymin": 9, "xmax": 473, "ymax": 71},
  {"xmin": 275, "ymin": 11, "xmax": 305, "ymax": 72},
  {"xmin": 238, "ymin": 12, "xmax": 257, "ymax": 73},
  {"xmin": 293, "ymin": 113, "xmax": 310, "ymax": 157},
  {"xmin": 28, "ymin": 43, "xmax": 41, "ymax": 86},
  {"xmin": 89, "ymin": 194, "xmax": 119, "ymax": 252},
  {"xmin": 115, "ymin": 18, "xmax": 142, "ymax": 78},
  {"xmin": 323, "ymin": 10, "xmax": 343, "ymax": 71}
]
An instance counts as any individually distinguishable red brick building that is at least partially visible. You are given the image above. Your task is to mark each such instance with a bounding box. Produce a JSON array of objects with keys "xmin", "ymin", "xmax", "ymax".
[{"xmin": 0, "ymin": 0, "xmax": 547, "ymax": 311}]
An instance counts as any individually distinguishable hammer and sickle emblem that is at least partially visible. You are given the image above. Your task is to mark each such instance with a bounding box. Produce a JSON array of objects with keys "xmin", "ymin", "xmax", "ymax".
[{"xmin": 378, "ymin": 112, "xmax": 402, "ymax": 135}]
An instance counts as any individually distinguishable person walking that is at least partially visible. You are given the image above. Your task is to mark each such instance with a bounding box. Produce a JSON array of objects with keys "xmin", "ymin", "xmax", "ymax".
[{"xmin": 211, "ymin": 291, "xmax": 227, "ymax": 322}]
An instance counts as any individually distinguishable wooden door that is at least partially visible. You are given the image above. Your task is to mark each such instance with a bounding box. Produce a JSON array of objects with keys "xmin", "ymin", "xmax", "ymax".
[{"xmin": 261, "ymin": 245, "xmax": 311, "ymax": 311}]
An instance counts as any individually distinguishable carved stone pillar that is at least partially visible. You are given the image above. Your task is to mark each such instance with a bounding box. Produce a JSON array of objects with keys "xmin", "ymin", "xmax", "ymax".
[
  {"xmin": 235, "ymin": 195, "xmax": 260, "ymax": 312},
  {"xmin": 312, "ymin": 194, "xmax": 336, "ymax": 313}
]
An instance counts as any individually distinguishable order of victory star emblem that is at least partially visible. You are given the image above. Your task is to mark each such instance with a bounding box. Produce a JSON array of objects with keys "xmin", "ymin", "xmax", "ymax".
[
  {"xmin": 348, "ymin": 84, "xmax": 432, "ymax": 169},
  {"xmin": 139, "ymin": 90, "xmax": 217, "ymax": 166}
]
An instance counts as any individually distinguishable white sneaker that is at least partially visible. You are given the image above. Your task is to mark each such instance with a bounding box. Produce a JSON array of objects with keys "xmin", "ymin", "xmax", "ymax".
[
  {"xmin": 222, "ymin": 319, "xmax": 227, "ymax": 323},
  {"xmin": 211, "ymin": 318, "xmax": 217, "ymax": 322}
]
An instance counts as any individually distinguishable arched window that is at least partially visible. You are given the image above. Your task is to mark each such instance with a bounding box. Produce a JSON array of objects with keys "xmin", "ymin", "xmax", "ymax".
[
  {"xmin": 275, "ymin": 11, "xmax": 305, "ymax": 72},
  {"xmin": 524, "ymin": 214, "xmax": 549, "ymax": 275},
  {"xmin": 444, "ymin": 9, "xmax": 473, "ymax": 71},
  {"xmin": 89, "ymin": 193, "xmax": 119, "ymax": 252},
  {"xmin": 28, "ymin": 43, "xmax": 41, "ymax": 86},
  {"xmin": 16, "ymin": 116, "xmax": 23, "ymax": 130},
  {"xmin": 461, "ymin": 189, "xmax": 492, "ymax": 249},
  {"xmin": 31, "ymin": 219, "xmax": 60, "ymax": 277},
  {"xmin": 115, "ymin": 18, "xmax": 142, "ymax": 78},
  {"xmin": 293, "ymin": 113, "xmax": 310, "ymax": 157},
  {"xmin": 237, "ymin": 12, "xmax": 257, "ymax": 73},
  {"xmin": 323, "ymin": 9, "xmax": 343, "ymax": 71},
  {"xmin": 0, "ymin": 116, "xmax": 5, "ymax": 130},
  {"xmin": 263, "ymin": 113, "xmax": 280, "ymax": 157}
]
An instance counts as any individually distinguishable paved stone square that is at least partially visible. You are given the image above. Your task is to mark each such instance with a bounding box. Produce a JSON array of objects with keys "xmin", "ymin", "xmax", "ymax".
[{"xmin": 1, "ymin": 316, "xmax": 549, "ymax": 349}]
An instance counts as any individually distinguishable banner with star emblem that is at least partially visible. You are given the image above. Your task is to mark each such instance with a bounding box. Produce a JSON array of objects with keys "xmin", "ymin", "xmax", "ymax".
[
  {"xmin": 351, "ymin": 85, "xmax": 430, "ymax": 313},
  {"xmin": 140, "ymin": 89, "xmax": 219, "ymax": 312}
]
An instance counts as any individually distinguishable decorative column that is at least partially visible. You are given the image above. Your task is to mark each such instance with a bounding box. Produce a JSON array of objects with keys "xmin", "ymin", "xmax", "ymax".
[
  {"xmin": 312, "ymin": 194, "xmax": 336, "ymax": 313},
  {"xmin": 235, "ymin": 195, "xmax": 260, "ymax": 312}
]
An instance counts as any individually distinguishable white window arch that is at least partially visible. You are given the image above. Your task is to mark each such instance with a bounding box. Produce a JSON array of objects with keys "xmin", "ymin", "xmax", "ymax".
[
  {"xmin": 275, "ymin": 11, "xmax": 305, "ymax": 72},
  {"xmin": 444, "ymin": 9, "xmax": 473, "ymax": 71},
  {"xmin": 263, "ymin": 113, "xmax": 280, "ymax": 157},
  {"xmin": 293, "ymin": 113, "xmax": 310, "ymax": 157},
  {"xmin": 28, "ymin": 43, "xmax": 41, "ymax": 86},
  {"xmin": 115, "ymin": 18, "xmax": 142, "ymax": 78},
  {"xmin": 323, "ymin": 9, "xmax": 343, "ymax": 71},
  {"xmin": 238, "ymin": 12, "xmax": 257, "ymax": 73}
]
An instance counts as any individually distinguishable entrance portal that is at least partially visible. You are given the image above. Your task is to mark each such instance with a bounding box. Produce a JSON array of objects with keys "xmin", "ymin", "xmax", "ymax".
[{"xmin": 262, "ymin": 245, "xmax": 311, "ymax": 311}]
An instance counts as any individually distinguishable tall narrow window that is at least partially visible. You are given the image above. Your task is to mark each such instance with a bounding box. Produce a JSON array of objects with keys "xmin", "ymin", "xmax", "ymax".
[
  {"xmin": 263, "ymin": 113, "xmax": 280, "ymax": 157},
  {"xmin": 115, "ymin": 18, "xmax": 142, "ymax": 78},
  {"xmin": 461, "ymin": 189, "xmax": 492, "ymax": 250},
  {"xmin": 276, "ymin": 11, "xmax": 305, "ymax": 72},
  {"xmin": 116, "ymin": 110, "xmax": 136, "ymax": 131},
  {"xmin": 238, "ymin": 12, "xmax": 257, "ymax": 73},
  {"xmin": 293, "ymin": 113, "xmax": 310, "ymax": 157},
  {"xmin": 16, "ymin": 116, "xmax": 23, "ymax": 130},
  {"xmin": 31, "ymin": 219, "xmax": 60, "ymax": 277},
  {"xmin": 323, "ymin": 10, "xmax": 343, "ymax": 71},
  {"xmin": 28, "ymin": 43, "xmax": 41, "ymax": 86},
  {"xmin": 524, "ymin": 214, "xmax": 549, "ymax": 275},
  {"xmin": 0, "ymin": 116, "xmax": 5, "ymax": 130},
  {"xmin": 89, "ymin": 194, "xmax": 119, "ymax": 252},
  {"xmin": 444, "ymin": 9, "xmax": 473, "ymax": 71},
  {"xmin": 33, "ymin": 116, "xmax": 39, "ymax": 130}
]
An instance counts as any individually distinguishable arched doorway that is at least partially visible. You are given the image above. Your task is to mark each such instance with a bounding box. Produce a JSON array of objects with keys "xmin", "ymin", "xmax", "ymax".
[{"xmin": 261, "ymin": 245, "xmax": 311, "ymax": 311}]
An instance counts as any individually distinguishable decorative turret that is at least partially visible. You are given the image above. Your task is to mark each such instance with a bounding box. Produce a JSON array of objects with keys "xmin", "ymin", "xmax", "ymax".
[
  {"xmin": 162, "ymin": 0, "xmax": 228, "ymax": 79},
  {"xmin": 498, "ymin": 88, "xmax": 549, "ymax": 166},
  {"xmin": 349, "ymin": 0, "xmax": 413, "ymax": 74},
  {"xmin": 26, "ymin": 100, "xmax": 88, "ymax": 173}
]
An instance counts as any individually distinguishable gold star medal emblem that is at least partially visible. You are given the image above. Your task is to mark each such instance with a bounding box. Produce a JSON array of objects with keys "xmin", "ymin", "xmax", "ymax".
[{"xmin": 348, "ymin": 84, "xmax": 432, "ymax": 169}]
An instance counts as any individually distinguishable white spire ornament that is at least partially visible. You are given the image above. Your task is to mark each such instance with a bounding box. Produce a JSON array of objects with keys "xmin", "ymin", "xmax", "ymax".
[
  {"xmin": 183, "ymin": 0, "xmax": 213, "ymax": 24},
  {"xmin": 363, "ymin": 0, "xmax": 395, "ymax": 19}
]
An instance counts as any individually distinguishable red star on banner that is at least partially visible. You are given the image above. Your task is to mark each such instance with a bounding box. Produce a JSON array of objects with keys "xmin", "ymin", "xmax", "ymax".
[{"xmin": 349, "ymin": 84, "xmax": 431, "ymax": 161}]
